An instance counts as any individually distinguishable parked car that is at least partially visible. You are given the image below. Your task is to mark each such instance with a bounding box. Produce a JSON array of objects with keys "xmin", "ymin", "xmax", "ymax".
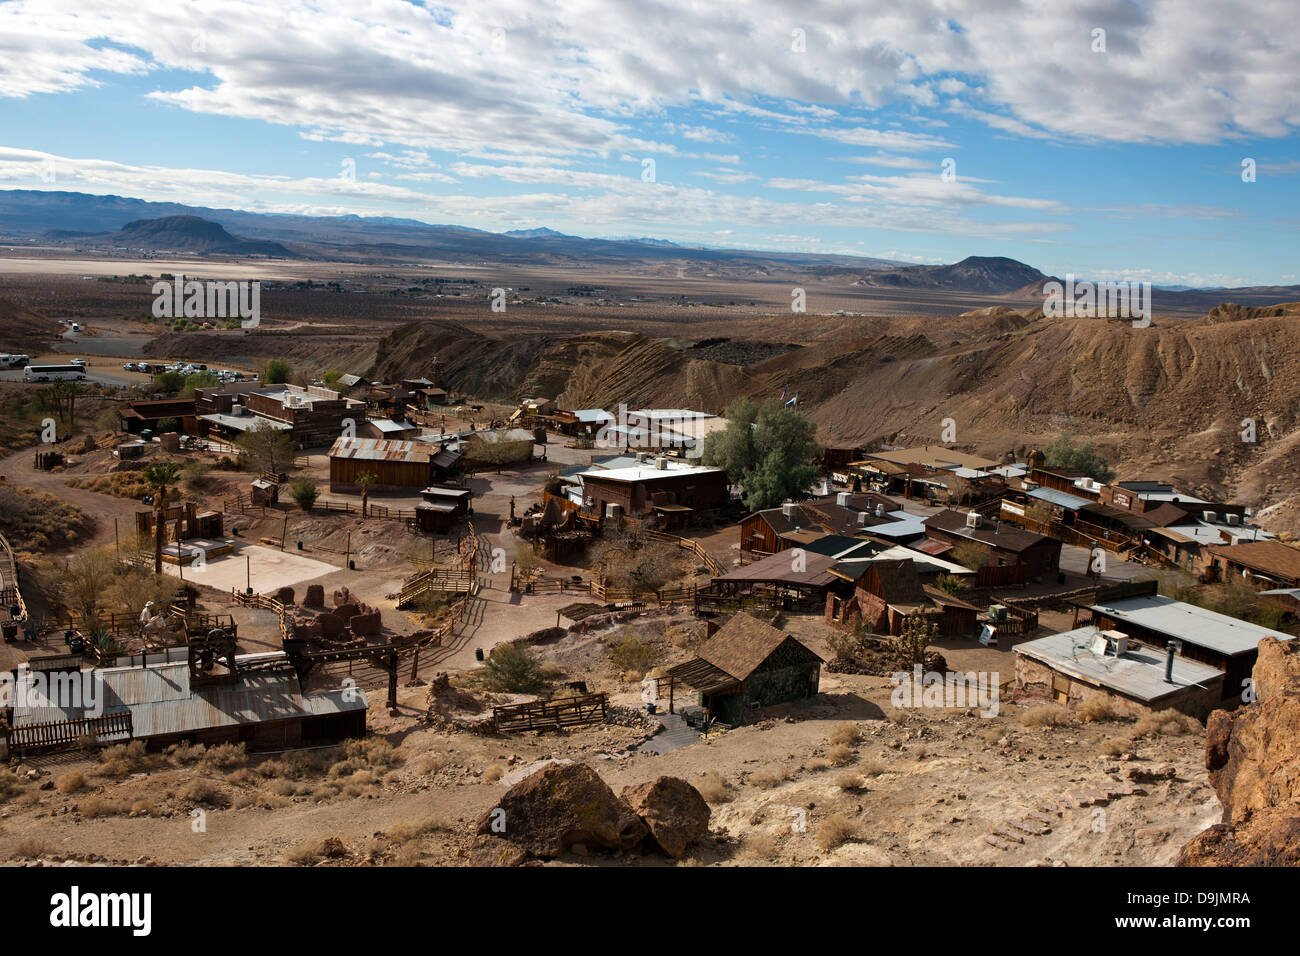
[
  {"xmin": 69, "ymin": 358, "xmax": 87, "ymax": 366},
  {"xmin": 123, "ymin": 362, "xmax": 139, "ymax": 372}
]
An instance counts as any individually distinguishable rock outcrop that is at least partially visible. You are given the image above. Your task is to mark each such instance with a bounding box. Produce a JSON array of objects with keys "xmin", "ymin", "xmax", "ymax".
[
  {"xmin": 474, "ymin": 763, "xmax": 710, "ymax": 862},
  {"xmin": 1178, "ymin": 637, "xmax": 1300, "ymax": 866},
  {"xmin": 476, "ymin": 762, "xmax": 647, "ymax": 858},
  {"xmin": 621, "ymin": 776, "xmax": 711, "ymax": 859}
]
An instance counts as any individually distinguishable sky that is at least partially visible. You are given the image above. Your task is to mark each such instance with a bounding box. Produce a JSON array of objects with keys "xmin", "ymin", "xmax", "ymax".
[{"xmin": 0, "ymin": 0, "xmax": 1296, "ymax": 286}]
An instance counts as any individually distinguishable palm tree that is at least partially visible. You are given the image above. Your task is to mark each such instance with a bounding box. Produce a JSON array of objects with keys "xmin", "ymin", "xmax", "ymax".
[
  {"xmin": 357, "ymin": 471, "xmax": 377, "ymax": 516},
  {"xmin": 144, "ymin": 462, "xmax": 181, "ymax": 575}
]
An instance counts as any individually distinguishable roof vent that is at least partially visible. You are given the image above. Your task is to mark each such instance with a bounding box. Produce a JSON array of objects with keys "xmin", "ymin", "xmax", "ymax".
[
  {"xmin": 1226, "ymin": 513, "xmax": 1241, "ymax": 526},
  {"xmin": 655, "ymin": 456, "xmax": 668, "ymax": 470},
  {"xmin": 965, "ymin": 512, "xmax": 983, "ymax": 529},
  {"xmin": 1203, "ymin": 510, "xmax": 1217, "ymax": 523},
  {"xmin": 836, "ymin": 491, "xmax": 852, "ymax": 507},
  {"xmin": 857, "ymin": 511, "xmax": 869, "ymax": 525},
  {"xmin": 1090, "ymin": 629, "xmax": 1130, "ymax": 658},
  {"xmin": 875, "ymin": 503, "xmax": 885, "ymax": 518},
  {"xmin": 782, "ymin": 500, "xmax": 796, "ymax": 519}
]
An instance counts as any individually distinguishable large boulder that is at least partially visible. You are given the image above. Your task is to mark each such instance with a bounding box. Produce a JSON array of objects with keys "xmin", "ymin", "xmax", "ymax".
[
  {"xmin": 304, "ymin": 584, "xmax": 326, "ymax": 607},
  {"xmin": 620, "ymin": 776, "xmax": 711, "ymax": 859},
  {"xmin": 475, "ymin": 762, "xmax": 647, "ymax": 858},
  {"xmin": 1179, "ymin": 636, "xmax": 1300, "ymax": 866}
]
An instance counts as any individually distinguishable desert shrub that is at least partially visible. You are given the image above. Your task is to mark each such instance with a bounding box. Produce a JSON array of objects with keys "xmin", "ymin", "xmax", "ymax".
[
  {"xmin": 1020, "ymin": 704, "xmax": 1070, "ymax": 729},
  {"xmin": 180, "ymin": 778, "xmax": 224, "ymax": 806},
  {"xmin": 0, "ymin": 485, "xmax": 88, "ymax": 550},
  {"xmin": 538, "ymin": 661, "xmax": 564, "ymax": 681},
  {"xmin": 827, "ymin": 744, "xmax": 856, "ymax": 767},
  {"xmin": 1096, "ymin": 737, "xmax": 1131, "ymax": 757},
  {"xmin": 481, "ymin": 641, "xmax": 545, "ymax": 693},
  {"xmin": 343, "ymin": 737, "xmax": 400, "ymax": 769},
  {"xmin": 748, "ymin": 768, "xmax": 786, "ymax": 789},
  {"xmin": 167, "ymin": 741, "xmax": 207, "ymax": 765},
  {"xmin": 198, "ymin": 742, "xmax": 248, "ymax": 772},
  {"xmin": 828, "ymin": 722, "xmax": 861, "ymax": 747},
  {"xmin": 1077, "ymin": 693, "xmax": 1117, "ymax": 723},
  {"xmin": 289, "ymin": 477, "xmax": 319, "ymax": 511},
  {"xmin": 816, "ymin": 813, "xmax": 859, "ymax": 851},
  {"xmin": 744, "ymin": 828, "xmax": 782, "ymax": 861},
  {"xmin": 0, "ymin": 770, "xmax": 27, "ymax": 802},
  {"xmin": 836, "ymin": 773, "xmax": 865, "ymax": 791},
  {"xmin": 806, "ymin": 757, "xmax": 831, "ymax": 772},
  {"xmin": 483, "ymin": 765, "xmax": 503, "ymax": 783},
  {"xmin": 1133, "ymin": 708, "xmax": 1201, "ymax": 738},
  {"xmin": 80, "ymin": 797, "xmax": 126, "ymax": 818},
  {"xmin": 934, "ymin": 573, "xmax": 969, "ymax": 595},
  {"xmin": 130, "ymin": 799, "xmax": 154, "ymax": 816},
  {"xmin": 696, "ymin": 770, "xmax": 732, "ymax": 804},
  {"xmin": 97, "ymin": 740, "xmax": 156, "ymax": 778},
  {"xmin": 609, "ymin": 631, "xmax": 659, "ymax": 675},
  {"xmin": 180, "ymin": 459, "xmax": 213, "ymax": 493},
  {"xmin": 55, "ymin": 770, "xmax": 86, "ymax": 794},
  {"xmin": 10, "ymin": 838, "xmax": 47, "ymax": 860},
  {"xmin": 859, "ymin": 756, "xmax": 888, "ymax": 777},
  {"xmin": 286, "ymin": 841, "xmax": 323, "ymax": 866}
]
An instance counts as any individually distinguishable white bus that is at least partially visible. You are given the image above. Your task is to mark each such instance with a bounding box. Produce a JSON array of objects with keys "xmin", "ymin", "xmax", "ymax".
[{"xmin": 24, "ymin": 364, "xmax": 87, "ymax": 382}]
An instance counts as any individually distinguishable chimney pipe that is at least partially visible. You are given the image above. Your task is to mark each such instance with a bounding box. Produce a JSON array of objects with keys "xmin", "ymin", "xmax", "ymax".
[{"xmin": 1164, "ymin": 641, "xmax": 1177, "ymax": 683}]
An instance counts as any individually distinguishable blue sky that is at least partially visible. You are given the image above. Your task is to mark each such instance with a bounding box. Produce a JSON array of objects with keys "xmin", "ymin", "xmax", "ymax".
[{"xmin": 0, "ymin": 0, "xmax": 1297, "ymax": 285}]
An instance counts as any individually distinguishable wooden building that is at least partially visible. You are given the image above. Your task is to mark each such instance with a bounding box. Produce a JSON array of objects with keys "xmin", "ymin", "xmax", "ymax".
[
  {"xmin": 328, "ymin": 437, "xmax": 433, "ymax": 493},
  {"xmin": 575, "ymin": 458, "xmax": 728, "ymax": 526},
  {"xmin": 1085, "ymin": 581, "xmax": 1292, "ymax": 700},
  {"xmin": 246, "ymin": 385, "xmax": 354, "ymax": 447},
  {"xmin": 665, "ymin": 612, "xmax": 824, "ymax": 725},
  {"xmin": 923, "ymin": 510, "xmax": 1061, "ymax": 580},
  {"xmin": 414, "ymin": 485, "xmax": 472, "ymax": 533},
  {"xmin": 825, "ymin": 558, "xmax": 978, "ymax": 637},
  {"xmin": 1205, "ymin": 539, "xmax": 1300, "ymax": 589},
  {"xmin": 739, "ymin": 491, "xmax": 903, "ymax": 556},
  {"xmin": 119, "ymin": 399, "xmax": 198, "ymax": 435},
  {"xmin": 1014, "ymin": 626, "xmax": 1225, "ymax": 718}
]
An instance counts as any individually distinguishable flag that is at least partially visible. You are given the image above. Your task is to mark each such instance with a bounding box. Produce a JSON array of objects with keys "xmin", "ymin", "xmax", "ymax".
[{"xmin": 780, "ymin": 385, "xmax": 787, "ymax": 401}]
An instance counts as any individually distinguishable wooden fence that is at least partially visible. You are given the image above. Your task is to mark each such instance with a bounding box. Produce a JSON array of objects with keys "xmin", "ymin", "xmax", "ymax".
[
  {"xmin": 231, "ymin": 590, "xmax": 293, "ymax": 641},
  {"xmin": 491, "ymin": 692, "xmax": 609, "ymax": 733},
  {"xmin": 642, "ymin": 529, "xmax": 722, "ymax": 576},
  {"xmin": 3, "ymin": 710, "xmax": 133, "ymax": 757}
]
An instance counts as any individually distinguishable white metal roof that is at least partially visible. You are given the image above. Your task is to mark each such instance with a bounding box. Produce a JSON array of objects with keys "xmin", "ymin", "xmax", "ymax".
[
  {"xmin": 1089, "ymin": 593, "xmax": 1292, "ymax": 657},
  {"xmin": 1015, "ymin": 626, "xmax": 1224, "ymax": 702}
]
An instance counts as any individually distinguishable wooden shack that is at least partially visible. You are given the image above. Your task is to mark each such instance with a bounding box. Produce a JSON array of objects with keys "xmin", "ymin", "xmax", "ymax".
[{"xmin": 666, "ymin": 612, "xmax": 823, "ymax": 725}]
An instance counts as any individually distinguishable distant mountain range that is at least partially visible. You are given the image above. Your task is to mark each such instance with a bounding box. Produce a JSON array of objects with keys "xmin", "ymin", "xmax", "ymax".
[
  {"xmin": 0, "ymin": 189, "xmax": 903, "ymax": 271},
  {"xmin": 46, "ymin": 215, "xmax": 293, "ymax": 257},
  {"xmin": 855, "ymin": 255, "xmax": 1050, "ymax": 295}
]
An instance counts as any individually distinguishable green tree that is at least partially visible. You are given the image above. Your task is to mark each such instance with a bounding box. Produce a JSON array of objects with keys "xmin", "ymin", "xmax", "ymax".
[
  {"xmin": 703, "ymin": 397, "xmax": 821, "ymax": 511},
  {"xmin": 289, "ymin": 477, "xmax": 319, "ymax": 511},
  {"xmin": 357, "ymin": 471, "xmax": 377, "ymax": 515},
  {"xmin": 144, "ymin": 461, "xmax": 180, "ymax": 575},
  {"xmin": 181, "ymin": 370, "xmax": 220, "ymax": 397},
  {"xmin": 234, "ymin": 420, "xmax": 294, "ymax": 475},
  {"xmin": 1042, "ymin": 434, "xmax": 1116, "ymax": 483},
  {"xmin": 263, "ymin": 358, "xmax": 292, "ymax": 385},
  {"xmin": 481, "ymin": 641, "xmax": 545, "ymax": 693}
]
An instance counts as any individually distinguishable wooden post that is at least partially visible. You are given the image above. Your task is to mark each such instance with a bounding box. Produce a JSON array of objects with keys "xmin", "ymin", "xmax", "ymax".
[
  {"xmin": 409, "ymin": 647, "xmax": 420, "ymax": 683},
  {"xmin": 387, "ymin": 653, "xmax": 398, "ymax": 711}
]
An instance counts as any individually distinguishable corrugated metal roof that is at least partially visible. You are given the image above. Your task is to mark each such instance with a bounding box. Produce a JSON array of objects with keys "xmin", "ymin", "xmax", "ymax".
[
  {"xmin": 1089, "ymin": 594, "xmax": 1292, "ymax": 657},
  {"xmin": 1028, "ymin": 486, "xmax": 1092, "ymax": 510},
  {"xmin": 329, "ymin": 437, "xmax": 431, "ymax": 464},
  {"xmin": 1015, "ymin": 627, "xmax": 1224, "ymax": 702},
  {"xmin": 12, "ymin": 652, "xmax": 368, "ymax": 738}
]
